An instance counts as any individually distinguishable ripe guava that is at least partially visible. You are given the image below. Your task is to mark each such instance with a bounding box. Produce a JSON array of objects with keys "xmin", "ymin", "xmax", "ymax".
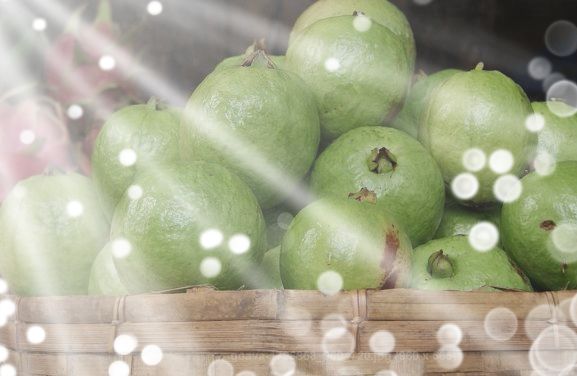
[
  {"xmin": 310, "ymin": 126, "xmax": 445, "ymax": 246},
  {"xmin": 180, "ymin": 49, "xmax": 320, "ymax": 209},
  {"xmin": 531, "ymin": 101, "xmax": 577, "ymax": 162},
  {"xmin": 393, "ymin": 69, "xmax": 461, "ymax": 138},
  {"xmin": 0, "ymin": 172, "xmax": 109, "ymax": 296},
  {"xmin": 289, "ymin": 0, "xmax": 415, "ymax": 65},
  {"xmin": 419, "ymin": 64, "xmax": 534, "ymax": 205},
  {"xmin": 286, "ymin": 14, "xmax": 412, "ymax": 140},
  {"xmin": 111, "ymin": 161, "xmax": 267, "ymax": 293},
  {"xmin": 255, "ymin": 246, "xmax": 283, "ymax": 289},
  {"xmin": 92, "ymin": 100, "xmax": 181, "ymax": 216},
  {"xmin": 280, "ymin": 191, "xmax": 412, "ymax": 291},
  {"xmin": 214, "ymin": 42, "xmax": 285, "ymax": 73},
  {"xmin": 88, "ymin": 242, "xmax": 128, "ymax": 296},
  {"xmin": 435, "ymin": 203, "xmax": 500, "ymax": 239},
  {"xmin": 411, "ymin": 236, "xmax": 532, "ymax": 291},
  {"xmin": 501, "ymin": 161, "xmax": 577, "ymax": 290}
]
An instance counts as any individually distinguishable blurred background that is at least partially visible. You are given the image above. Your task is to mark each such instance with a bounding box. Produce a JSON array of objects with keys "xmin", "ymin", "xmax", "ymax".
[{"xmin": 1, "ymin": 0, "xmax": 577, "ymax": 198}]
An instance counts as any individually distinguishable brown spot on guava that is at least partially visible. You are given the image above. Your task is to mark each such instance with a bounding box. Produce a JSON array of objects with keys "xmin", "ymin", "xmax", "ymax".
[
  {"xmin": 348, "ymin": 187, "xmax": 377, "ymax": 204},
  {"xmin": 540, "ymin": 220, "xmax": 557, "ymax": 231},
  {"xmin": 380, "ymin": 227, "xmax": 399, "ymax": 289}
]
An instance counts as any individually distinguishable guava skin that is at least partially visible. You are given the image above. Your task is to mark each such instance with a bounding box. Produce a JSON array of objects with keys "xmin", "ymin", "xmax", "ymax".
[
  {"xmin": 0, "ymin": 173, "xmax": 109, "ymax": 296},
  {"xmin": 88, "ymin": 243, "xmax": 128, "ymax": 296},
  {"xmin": 111, "ymin": 162, "xmax": 267, "ymax": 293},
  {"xmin": 419, "ymin": 67, "xmax": 534, "ymax": 205},
  {"xmin": 256, "ymin": 246, "xmax": 283, "ymax": 289},
  {"xmin": 280, "ymin": 197, "xmax": 412, "ymax": 290},
  {"xmin": 92, "ymin": 102, "xmax": 181, "ymax": 217},
  {"xmin": 286, "ymin": 15, "xmax": 412, "ymax": 141},
  {"xmin": 180, "ymin": 62, "xmax": 320, "ymax": 209},
  {"xmin": 411, "ymin": 236, "xmax": 532, "ymax": 291},
  {"xmin": 214, "ymin": 55, "xmax": 285, "ymax": 73},
  {"xmin": 310, "ymin": 126, "xmax": 445, "ymax": 246},
  {"xmin": 501, "ymin": 161, "xmax": 577, "ymax": 291},
  {"xmin": 434, "ymin": 204, "xmax": 500, "ymax": 239},
  {"xmin": 289, "ymin": 0, "xmax": 416, "ymax": 65},
  {"xmin": 393, "ymin": 69, "xmax": 461, "ymax": 139},
  {"xmin": 531, "ymin": 101, "xmax": 577, "ymax": 162}
]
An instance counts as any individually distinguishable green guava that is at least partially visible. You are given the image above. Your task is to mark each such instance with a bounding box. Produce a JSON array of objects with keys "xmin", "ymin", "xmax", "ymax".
[
  {"xmin": 289, "ymin": 0, "xmax": 415, "ymax": 64},
  {"xmin": 88, "ymin": 242, "xmax": 128, "ymax": 296},
  {"xmin": 214, "ymin": 42, "xmax": 285, "ymax": 73},
  {"xmin": 310, "ymin": 126, "xmax": 445, "ymax": 246},
  {"xmin": 434, "ymin": 203, "xmax": 500, "ymax": 239},
  {"xmin": 531, "ymin": 101, "xmax": 577, "ymax": 162},
  {"xmin": 180, "ymin": 49, "xmax": 320, "ymax": 209},
  {"xmin": 501, "ymin": 161, "xmax": 577, "ymax": 291},
  {"xmin": 111, "ymin": 161, "xmax": 267, "ymax": 293},
  {"xmin": 286, "ymin": 15, "xmax": 412, "ymax": 140},
  {"xmin": 411, "ymin": 236, "xmax": 532, "ymax": 291},
  {"xmin": 255, "ymin": 246, "xmax": 283, "ymax": 289},
  {"xmin": 0, "ymin": 172, "xmax": 109, "ymax": 296},
  {"xmin": 280, "ymin": 192, "xmax": 412, "ymax": 291},
  {"xmin": 419, "ymin": 64, "xmax": 534, "ymax": 205},
  {"xmin": 92, "ymin": 100, "xmax": 181, "ymax": 217},
  {"xmin": 393, "ymin": 69, "xmax": 461, "ymax": 138}
]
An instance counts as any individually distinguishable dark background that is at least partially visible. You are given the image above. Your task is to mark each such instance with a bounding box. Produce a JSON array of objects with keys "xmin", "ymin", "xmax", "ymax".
[{"xmin": 2, "ymin": 0, "xmax": 577, "ymax": 102}]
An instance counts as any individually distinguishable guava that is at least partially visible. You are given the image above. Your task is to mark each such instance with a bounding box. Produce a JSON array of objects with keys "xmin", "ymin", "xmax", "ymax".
[
  {"xmin": 92, "ymin": 100, "xmax": 181, "ymax": 216},
  {"xmin": 180, "ymin": 48, "xmax": 320, "ymax": 209},
  {"xmin": 88, "ymin": 242, "xmax": 128, "ymax": 296},
  {"xmin": 214, "ymin": 42, "xmax": 285, "ymax": 73},
  {"xmin": 111, "ymin": 161, "xmax": 267, "ymax": 293},
  {"xmin": 411, "ymin": 236, "xmax": 532, "ymax": 291},
  {"xmin": 289, "ymin": 0, "xmax": 415, "ymax": 65},
  {"xmin": 255, "ymin": 246, "xmax": 283, "ymax": 289},
  {"xmin": 435, "ymin": 203, "xmax": 500, "ymax": 239},
  {"xmin": 286, "ymin": 14, "xmax": 412, "ymax": 140},
  {"xmin": 419, "ymin": 64, "xmax": 534, "ymax": 205},
  {"xmin": 280, "ymin": 191, "xmax": 412, "ymax": 291},
  {"xmin": 501, "ymin": 161, "xmax": 577, "ymax": 291},
  {"xmin": 393, "ymin": 69, "xmax": 461, "ymax": 138},
  {"xmin": 531, "ymin": 101, "xmax": 577, "ymax": 162},
  {"xmin": 0, "ymin": 172, "xmax": 109, "ymax": 296},
  {"xmin": 310, "ymin": 126, "xmax": 445, "ymax": 246}
]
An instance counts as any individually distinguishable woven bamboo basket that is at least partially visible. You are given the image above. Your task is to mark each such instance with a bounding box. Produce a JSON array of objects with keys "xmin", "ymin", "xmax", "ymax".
[{"xmin": 1, "ymin": 288, "xmax": 577, "ymax": 375}]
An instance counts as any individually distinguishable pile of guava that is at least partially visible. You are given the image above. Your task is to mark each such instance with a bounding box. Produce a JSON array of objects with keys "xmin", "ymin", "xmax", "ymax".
[{"xmin": 1, "ymin": 0, "xmax": 577, "ymax": 298}]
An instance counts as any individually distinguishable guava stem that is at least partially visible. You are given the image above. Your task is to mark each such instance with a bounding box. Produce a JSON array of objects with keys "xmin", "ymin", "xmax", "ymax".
[
  {"xmin": 368, "ymin": 147, "xmax": 397, "ymax": 174},
  {"xmin": 427, "ymin": 250, "xmax": 454, "ymax": 279},
  {"xmin": 475, "ymin": 62, "xmax": 484, "ymax": 71},
  {"xmin": 348, "ymin": 188, "xmax": 377, "ymax": 204},
  {"xmin": 241, "ymin": 42, "xmax": 276, "ymax": 69}
]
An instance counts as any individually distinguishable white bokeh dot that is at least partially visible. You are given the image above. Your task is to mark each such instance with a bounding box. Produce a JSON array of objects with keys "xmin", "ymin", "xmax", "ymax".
[
  {"xmin": 112, "ymin": 238, "xmax": 132, "ymax": 259},
  {"xmin": 489, "ymin": 149, "xmax": 514, "ymax": 174},
  {"xmin": 462, "ymin": 148, "xmax": 486, "ymax": 172},
  {"xmin": 525, "ymin": 113, "xmax": 545, "ymax": 132},
  {"xmin": 469, "ymin": 221, "xmax": 499, "ymax": 252},
  {"xmin": 317, "ymin": 270, "xmax": 343, "ymax": 296},
  {"xmin": 322, "ymin": 327, "xmax": 355, "ymax": 361},
  {"xmin": 0, "ymin": 364, "xmax": 16, "ymax": 376},
  {"xmin": 551, "ymin": 223, "xmax": 577, "ymax": 255},
  {"xmin": 436, "ymin": 323, "xmax": 463, "ymax": 346},
  {"xmin": 0, "ymin": 346, "xmax": 7, "ymax": 363},
  {"xmin": 493, "ymin": 174, "xmax": 523, "ymax": 203},
  {"xmin": 545, "ymin": 20, "xmax": 577, "ymax": 57},
  {"xmin": 113, "ymin": 334, "xmax": 138, "ymax": 355},
  {"xmin": 32, "ymin": 17, "xmax": 47, "ymax": 31},
  {"xmin": 228, "ymin": 234, "xmax": 251, "ymax": 254},
  {"xmin": 277, "ymin": 212, "xmax": 294, "ymax": 230},
  {"xmin": 26, "ymin": 325, "xmax": 46, "ymax": 344},
  {"xmin": 127, "ymin": 184, "xmax": 143, "ymax": 200},
  {"xmin": 543, "ymin": 72, "xmax": 565, "ymax": 93},
  {"xmin": 237, "ymin": 372, "xmax": 257, "ymax": 376},
  {"xmin": 66, "ymin": 200, "xmax": 84, "ymax": 218},
  {"xmin": 451, "ymin": 173, "xmax": 479, "ymax": 200},
  {"xmin": 67, "ymin": 104, "xmax": 84, "ymax": 120},
  {"xmin": 324, "ymin": 58, "xmax": 340, "ymax": 72},
  {"xmin": 200, "ymin": 257, "xmax": 222, "ymax": 278},
  {"xmin": 118, "ymin": 148, "xmax": 137, "ymax": 166},
  {"xmin": 0, "ymin": 298, "xmax": 15, "ymax": 317},
  {"xmin": 484, "ymin": 307, "xmax": 518, "ymax": 341},
  {"xmin": 147, "ymin": 1, "xmax": 163, "ymax": 15},
  {"xmin": 270, "ymin": 354, "xmax": 296, "ymax": 376},
  {"xmin": 108, "ymin": 360, "xmax": 130, "ymax": 376},
  {"xmin": 207, "ymin": 359, "xmax": 234, "ymax": 376},
  {"xmin": 0, "ymin": 315, "xmax": 7, "ymax": 328},
  {"xmin": 19, "ymin": 129, "xmax": 35, "ymax": 145},
  {"xmin": 141, "ymin": 344, "xmax": 163, "ymax": 366},
  {"xmin": 99, "ymin": 55, "xmax": 116, "ymax": 71},
  {"xmin": 529, "ymin": 325, "xmax": 577, "ymax": 374},
  {"xmin": 375, "ymin": 371, "xmax": 398, "ymax": 376},
  {"xmin": 0, "ymin": 279, "xmax": 8, "ymax": 294},
  {"xmin": 546, "ymin": 81, "xmax": 577, "ymax": 117},
  {"xmin": 528, "ymin": 57, "xmax": 552, "ymax": 80},
  {"xmin": 436, "ymin": 345, "xmax": 464, "ymax": 370},
  {"xmin": 534, "ymin": 152, "xmax": 556, "ymax": 176},
  {"xmin": 199, "ymin": 229, "xmax": 223, "ymax": 249},
  {"xmin": 369, "ymin": 330, "xmax": 396, "ymax": 355},
  {"xmin": 353, "ymin": 14, "xmax": 372, "ymax": 32}
]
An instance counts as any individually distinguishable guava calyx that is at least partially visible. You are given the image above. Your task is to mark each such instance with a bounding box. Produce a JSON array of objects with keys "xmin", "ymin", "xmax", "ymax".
[
  {"xmin": 474, "ymin": 62, "xmax": 485, "ymax": 71},
  {"xmin": 540, "ymin": 220, "xmax": 556, "ymax": 231},
  {"xmin": 427, "ymin": 250, "xmax": 454, "ymax": 279},
  {"xmin": 241, "ymin": 41, "xmax": 276, "ymax": 69},
  {"xmin": 348, "ymin": 187, "xmax": 377, "ymax": 204},
  {"xmin": 368, "ymin": 147, "xmax": 398, "ymax": 174}
]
